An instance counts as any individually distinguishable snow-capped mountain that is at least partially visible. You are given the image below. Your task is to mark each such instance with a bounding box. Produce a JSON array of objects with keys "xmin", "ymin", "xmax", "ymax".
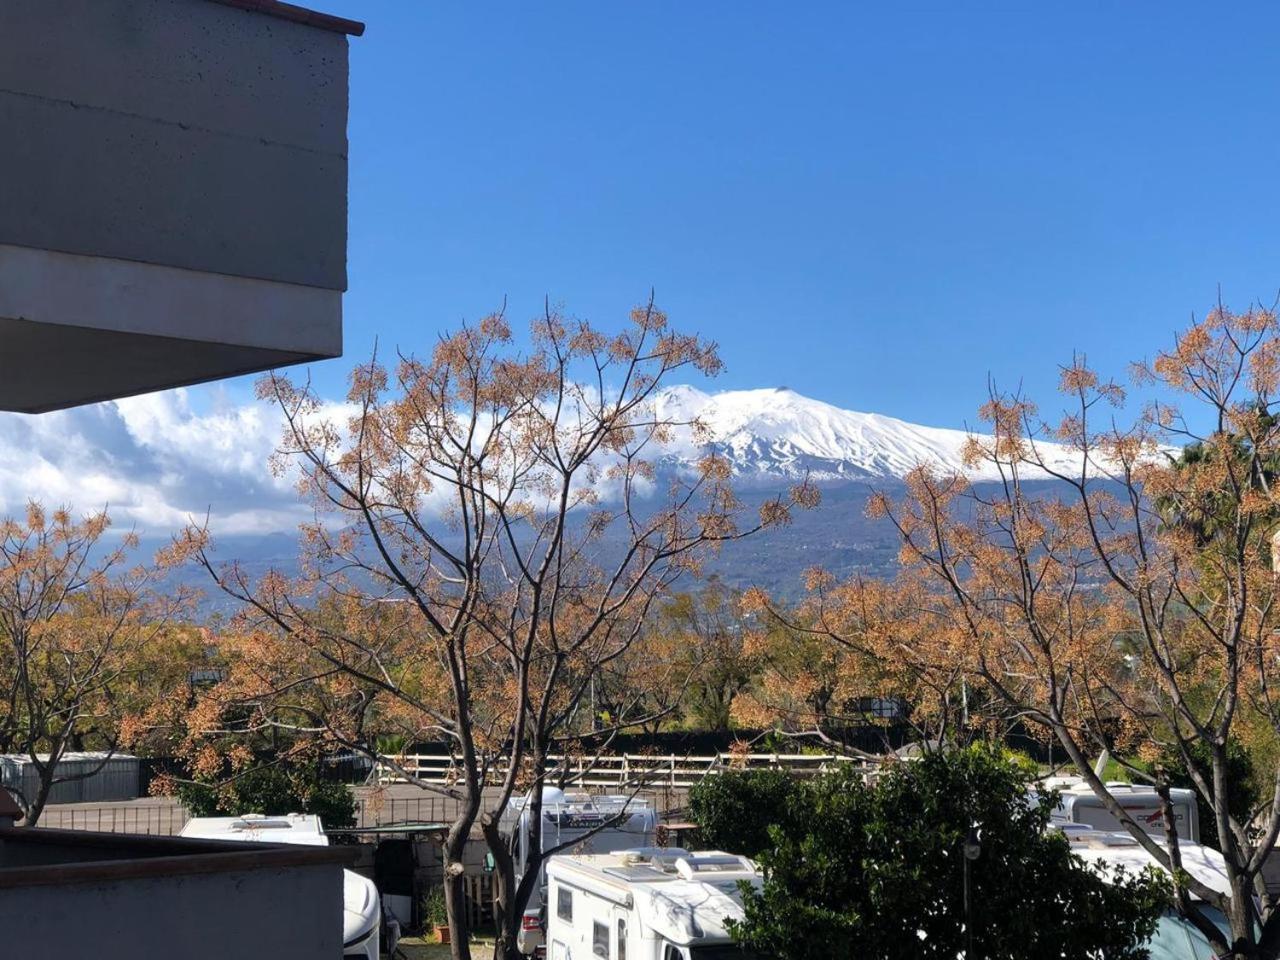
[
  {"xmin": 139, "ymin": 384, "xmax": 1096, "ymax": 612},
  {"xmin": 652, "ymin": 385, "xmax": 1083, "ymax": 483}
]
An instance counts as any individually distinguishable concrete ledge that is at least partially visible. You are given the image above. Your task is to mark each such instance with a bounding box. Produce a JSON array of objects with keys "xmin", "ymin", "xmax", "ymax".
[
  {"xmin": 0, "ymin": 243, "xmax": 342, "ymax": 354},
  {"xmin": 0, "ymin": 242, "xmax": 342, "ymax": 411},
  {"xmin": 207, "ymin": 0, "xmax": 366, "ymax": 35}
]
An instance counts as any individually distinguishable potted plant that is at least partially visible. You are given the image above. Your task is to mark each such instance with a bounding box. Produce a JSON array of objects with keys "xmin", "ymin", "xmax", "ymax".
[{"xmin": 422, "ymin": 886, "xmax": 449, "ymax": 943}]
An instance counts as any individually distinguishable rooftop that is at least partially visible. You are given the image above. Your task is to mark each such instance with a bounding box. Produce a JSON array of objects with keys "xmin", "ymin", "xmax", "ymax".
[
  {"xmin": 181, "ymin": 812, "xmax": 331, "ymax": 847},
  {"xmin": 1054, "ymin": 827, "xmax": 1230, "ymax": 900}
]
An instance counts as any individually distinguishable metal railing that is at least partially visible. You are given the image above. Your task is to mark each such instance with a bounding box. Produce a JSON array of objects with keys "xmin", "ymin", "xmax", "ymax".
[
  {"xmin": 30, "ymin": 752, "xmax": 871, "ymax": 836},
  {"xmin": 35, "ymin": 803, "xmax": 189, "ymax": 835},
  {"xmin": 376, "ymin": 751, "xmax": 869, "ymax": 789}
]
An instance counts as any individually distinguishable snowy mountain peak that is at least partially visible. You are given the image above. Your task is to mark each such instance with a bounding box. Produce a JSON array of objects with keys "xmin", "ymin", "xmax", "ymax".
[{"xmin": 653, "ymin": 385, "xmax": 1080, "ymax": 483}]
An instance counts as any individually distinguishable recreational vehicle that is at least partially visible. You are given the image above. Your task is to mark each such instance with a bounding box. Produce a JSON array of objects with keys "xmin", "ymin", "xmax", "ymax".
[
  {"xmin": 1035, "ymin": 777, "xmax": 1200, "ymax": 843},
  {"xmin": 502, "ymin": 788, "xmax": 659, "ymax": 956},
  {"xmin": 179, "ymin": 812, "xmax": 388, "ymax": 959},
  {"xmin": 545, "ymin": 849, "xmax": 762, "ymax": 960},
  {"xmin": 1060, "ymin": 825, "xmax": 1232, "ymax": 959}
]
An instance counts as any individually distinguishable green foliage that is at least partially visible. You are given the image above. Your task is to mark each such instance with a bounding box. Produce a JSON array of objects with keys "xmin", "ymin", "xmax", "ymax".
[
  {"xmin": 729, "ymin": 746, "xmax": 1169, "ymax": 960},
  {"xmin": 422, "ymin": 885, "xmax": 448, "ymax": 929},
  {"xmin": 1157, "ymin": 739, "xmax": 1258, "ymax": 852},
  {"xmin": 688, "ymin": 768, "xmax": 803, "ymax": 859},
  {"xmin": 175, "ymin": 764, "xmax": 356, "ymax": 829}
]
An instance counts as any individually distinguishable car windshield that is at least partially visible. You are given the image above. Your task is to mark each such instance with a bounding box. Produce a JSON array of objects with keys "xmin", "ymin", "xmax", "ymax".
[{"xmin": 1146, "ymin": 907, "xmax": 1234, "ymax": 960}]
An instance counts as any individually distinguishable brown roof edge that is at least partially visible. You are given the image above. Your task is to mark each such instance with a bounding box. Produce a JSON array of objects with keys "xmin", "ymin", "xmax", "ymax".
[{"xmin": 206, "ymin": 0, "xmax": 366, "ymax": 36}]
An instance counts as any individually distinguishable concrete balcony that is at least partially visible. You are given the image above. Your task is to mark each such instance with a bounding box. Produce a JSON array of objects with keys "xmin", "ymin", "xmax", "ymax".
[
  {"xmin": 0, "ymin": 825, "xmax": 353, "ymax": 959},
  {"xmin": 0, "ymin": 0, "xmax": 363, "ymax": 412}
]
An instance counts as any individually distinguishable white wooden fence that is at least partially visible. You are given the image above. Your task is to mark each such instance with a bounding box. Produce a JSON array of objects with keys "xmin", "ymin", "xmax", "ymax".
[{"xmin": 375, "ymin": 751, "xmax": 872, "ymax": 788}]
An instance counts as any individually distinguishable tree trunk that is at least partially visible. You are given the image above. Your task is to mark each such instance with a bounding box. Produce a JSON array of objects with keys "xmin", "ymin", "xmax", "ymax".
[
  {"xmin": 481, "ymin": 817, "xmax": 521, "ymax": 960},
  {"xmin": 443, "ymin": 819, "xmax": 473, "ymax": 960},
  {"xmin": 19, "ymin": 763, "xmax": 57, "ymax": 827}
]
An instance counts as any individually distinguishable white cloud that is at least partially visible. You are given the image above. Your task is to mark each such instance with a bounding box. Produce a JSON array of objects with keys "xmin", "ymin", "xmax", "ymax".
[
  {"xmin": 0, "ymin": 387, "xmax": 303, "ymax": 537},
  {"xmin": 0, "ymin": 382, "xmax": 700, "ymax": 542},
  {"xmin": 0, "ymin": 381, "xmax": 1114, "ymax": 544}
]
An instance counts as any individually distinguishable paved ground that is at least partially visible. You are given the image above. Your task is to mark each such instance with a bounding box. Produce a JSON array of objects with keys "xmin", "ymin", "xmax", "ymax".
[{"xmin": 33, "ymin": 781, "xmax": 689, "ymax": 835}]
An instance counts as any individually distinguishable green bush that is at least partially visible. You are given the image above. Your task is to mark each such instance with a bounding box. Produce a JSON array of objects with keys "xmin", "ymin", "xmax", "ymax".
[
  {"xmin": 421, "ymin": 885, "xmax": 447, "ymax": 930},
  {"xmin": 688, "ymin": 768, "xmax": 802, "ymax": 858},
  {"xmin": 727, "ymin": 746, "xmax": 1168, "ymax": 960},
  {"xmin": 175, "ymin": 763, "xmax": 356, "ymax": 829}
]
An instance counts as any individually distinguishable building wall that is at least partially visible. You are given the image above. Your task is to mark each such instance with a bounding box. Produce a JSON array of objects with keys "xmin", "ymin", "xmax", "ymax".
[
  {"xmin": 0, "ymin": 862, "xmax": 342, "ymax": 959},
  {"xmin": 0, "ymin": 754, "xmax": 141, "ymax": 805},
  {"xmin": 0, "ymin": 0, "xmax": 352, "ymax": 410},
  {"xmin": 0, "ymin": 0, "xmax": 349, "ymax": 291}
]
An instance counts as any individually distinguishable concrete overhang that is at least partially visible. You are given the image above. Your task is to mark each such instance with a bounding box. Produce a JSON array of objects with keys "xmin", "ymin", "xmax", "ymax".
[
  {"xmin": 0, "ymin": 826, "xmax": 356, "ymax": 959},
  {"xmin": 0, "ymin": 0, "xmax": 363, "ymax": 412}
]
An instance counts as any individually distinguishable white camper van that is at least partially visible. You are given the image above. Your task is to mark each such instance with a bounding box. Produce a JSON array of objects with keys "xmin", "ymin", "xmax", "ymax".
[
  {"xmin": 502, "ymin": 788, "xmax": 659, "ymax": 955},
  {"xmin": 1059, "ymin": 825, "xmax": 1232, "ymax": 959},
  {"xmin": 1036, "ymin": 777, "xmax": 1200, "ymax": 843},
  {"xmin": 545, "ymin": 850, "xmax": 762, "ymax": 960},
  {"xmin": 179, "ymin": 812, "xmax": 387, "ymax": 959}
]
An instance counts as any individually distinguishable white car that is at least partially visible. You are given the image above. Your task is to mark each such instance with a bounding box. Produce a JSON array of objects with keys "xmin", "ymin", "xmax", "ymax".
[{"xmin": 180, "ymin": 812, "xmax": 382, "ymax": 958}]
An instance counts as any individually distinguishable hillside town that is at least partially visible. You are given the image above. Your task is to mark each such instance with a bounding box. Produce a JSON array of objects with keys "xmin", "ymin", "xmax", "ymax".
[{"xmin": 3, "ymin": 2, "xmax": 1280, "ymax": 959}]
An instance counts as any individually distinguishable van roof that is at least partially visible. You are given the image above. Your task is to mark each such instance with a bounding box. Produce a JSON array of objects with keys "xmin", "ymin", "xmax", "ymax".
[
  {"xmin": 1055, "ymin": 827, "xmax": 1230, "ymax": 899},
  {"xmin": 1036, "ymin": 777, "xmax": 1196, "ymax": 800},
  {"xmin": 179, "ymin": 812, "xmax": 329, "ymax": 847}
]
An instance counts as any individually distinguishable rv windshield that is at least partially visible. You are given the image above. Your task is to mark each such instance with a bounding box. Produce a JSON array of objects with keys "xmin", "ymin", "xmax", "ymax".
[{"xmin": 1147, "ymin": 907, "xmax": 1233, "ymax": 960}]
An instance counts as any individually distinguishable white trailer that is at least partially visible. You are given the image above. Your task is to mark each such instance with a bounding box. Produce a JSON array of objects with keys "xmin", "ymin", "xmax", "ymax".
[
  {"xmin": 1035, "ymin": 778, "xmax": 1200, "ymax": 843},
  {"xmin": 1060, "ymin": 826, "xmax": 1231, "ymax": 959},
  {"xmin": 502, "ymin": 788, "xmax": 659, "ymax": 955},
  {"xmin": 545, "ymin": 850, "xmax": 762, "ymax": 960}
]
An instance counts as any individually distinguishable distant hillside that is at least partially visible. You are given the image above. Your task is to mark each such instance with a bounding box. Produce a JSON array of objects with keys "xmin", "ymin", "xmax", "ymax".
[
  {"xmin": 136, "ymin": 384, "xmax": 1104, "ymax": 614},
  {"xmin": 158, "ymin": 477, "xmax": 1094, "ymax": 615}
]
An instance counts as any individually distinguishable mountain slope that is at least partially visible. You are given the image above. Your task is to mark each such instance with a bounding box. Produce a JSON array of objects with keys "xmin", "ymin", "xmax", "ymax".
[
  {"xmin": 173, "ymin": 385, "xmax": 1096, "ymax": 612},
  {"xmin": 652, "ymin": 385, "xmax": 1082, "ymax": 483}
]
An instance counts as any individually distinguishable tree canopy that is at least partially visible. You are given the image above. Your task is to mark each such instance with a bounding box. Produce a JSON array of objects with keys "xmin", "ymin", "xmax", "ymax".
[{"xmin": 721, "ymin": 748, "xmax": 1168, "ymax": 960}]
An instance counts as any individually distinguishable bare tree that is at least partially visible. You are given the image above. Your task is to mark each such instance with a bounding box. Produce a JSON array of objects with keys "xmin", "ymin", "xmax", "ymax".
[
  {"xmin": 871, "ymin": 303, "xmax": 1280, "ymax": 957},
  {"xmin": 178, "ymin": 299, "xmax": 816, "ymax": 960}
]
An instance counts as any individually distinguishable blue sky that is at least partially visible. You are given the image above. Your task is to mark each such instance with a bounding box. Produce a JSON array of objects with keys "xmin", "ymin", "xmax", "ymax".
[{"xmin": 284, "ymin": 2, "xmax": 1280, "ymax": 430}]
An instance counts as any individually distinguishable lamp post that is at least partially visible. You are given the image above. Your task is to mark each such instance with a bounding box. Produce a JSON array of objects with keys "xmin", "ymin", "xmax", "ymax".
[{"xmin": 962, "ymin": 827, "xmax": 981, "ymax": 959}]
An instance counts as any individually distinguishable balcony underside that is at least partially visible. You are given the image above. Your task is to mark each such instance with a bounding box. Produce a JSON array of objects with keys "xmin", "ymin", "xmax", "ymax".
[{"xmin": 0, "ymin": 243, "xmax": 341, "ymax": 413}]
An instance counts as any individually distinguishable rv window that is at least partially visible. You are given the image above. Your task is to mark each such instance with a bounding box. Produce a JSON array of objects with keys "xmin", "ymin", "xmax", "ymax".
[
  {"xmin": 663, "ymin": 945, "xmax": 684, "ymax": 960},
  {"xmin": 593, "ymin": 922, "xmax": 610, "ymax": 959},
  {"xmin": 617, "ymin": 919, "xmax": 627, "ymax": 960},
  {"xmin": 557, "ymin": 888, "xmax": 573, "ymax": 922}
]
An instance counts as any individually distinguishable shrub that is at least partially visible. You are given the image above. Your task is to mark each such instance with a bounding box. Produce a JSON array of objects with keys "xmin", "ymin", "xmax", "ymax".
[
  {"xmin": 728, "ymin": 746, "xmax": 1168, "ymax": 960},
  {"xmin": 175, "ymin": 763, "xmax": 356, "ymax": 829},
  {"xmin": 687, "ymin": 768, "xmax": 801, "ymax": 858}
]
